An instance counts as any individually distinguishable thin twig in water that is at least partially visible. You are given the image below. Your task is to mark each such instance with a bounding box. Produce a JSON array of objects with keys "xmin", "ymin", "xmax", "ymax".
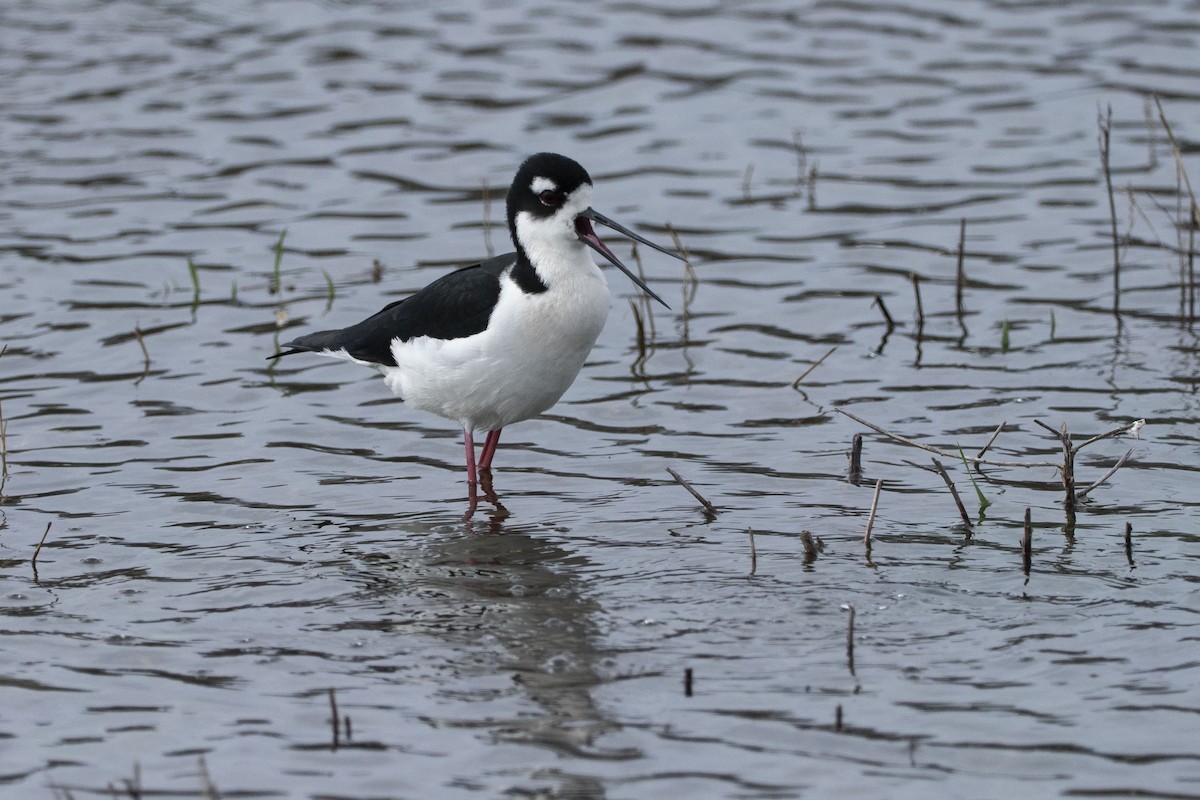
[
  {"xmin": 747, "ymin": 528, "xmax": 757, "ymax": 576},
  {"xmin": 864, "ymin": 478, "xmax": 882, "ymax": 550},
  {"xmin": 684, "ymin": 667, "xmax": 693, "ymax": 697},
  {"xmin": 835, "ymin": 408, "xmax": 1058, "ymax": 468},
  {"xmin": 666, "ymin": 468, "xmax": 718, "ymax": 516},
  {"xmin": 873, "ymin": 295, "xmax": 895, "ymax": 330},
  {"xmin": 955, "ymin": 219, "xmax": 967, "ymax": 332},
  {"xmin": 1022, "ymin": 508, "xmax": 1032, "ymax": 576},
  {"xmin": 974, "ymin": 420, "xmax": 1007, "ymax": 467},
  {"xmin": 845, "ymin": 604, "xmax": 856, "ymax": 676},
  {"xmin": 792, "ymin": 346, "xmax": 837, "ymax": 389},
  {"xmin": 198, "ymin": 755, "xmax": 221, "ymax": 800},
  {"xmin": 1098, "ymin": 104, "xmax": 1121, "ymax": 314},
  {"xmin": 930, "ymin": 458, "xmax": 972, "ymax": 528},
  {"xmin": 32, "ymin": 521, "xmax": 52, "ymax": 581},
  {"xmin": 328, "ymin": 688, "xmax": 340, "ymax": 750},
  {"xmin": 1125, "ymin": 522, "xmax": 1134, "ymax": 567},
  {"xmin": 911, "ymin": 273, "xmax": 925, "ymax": 332},
  {"xmin": 1075, "ymin": 448, "xmax": 1134, "ymax": 500}
]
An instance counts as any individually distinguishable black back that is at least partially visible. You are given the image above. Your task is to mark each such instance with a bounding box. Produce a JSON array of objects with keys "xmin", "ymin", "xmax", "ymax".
[{"xmin": 275, "ymin": 253, "xmax": 514, "ymax": 366}]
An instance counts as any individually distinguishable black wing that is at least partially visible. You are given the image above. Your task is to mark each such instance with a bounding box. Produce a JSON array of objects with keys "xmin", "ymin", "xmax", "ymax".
[{"xmin": 271, "ymin": 253, "xmax": 515, "ymax": 367}]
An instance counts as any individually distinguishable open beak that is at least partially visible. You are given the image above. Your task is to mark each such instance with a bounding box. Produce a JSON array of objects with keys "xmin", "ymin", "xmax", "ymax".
[{"xmin": 575, "ymin": 208, "xmax": 680, "ymax": 309}]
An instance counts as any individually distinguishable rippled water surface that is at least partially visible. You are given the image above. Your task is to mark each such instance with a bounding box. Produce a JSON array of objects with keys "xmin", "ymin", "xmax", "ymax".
[{"xmin": 3, "ymin": 1, "xmax": 1200, "ymax": 797}]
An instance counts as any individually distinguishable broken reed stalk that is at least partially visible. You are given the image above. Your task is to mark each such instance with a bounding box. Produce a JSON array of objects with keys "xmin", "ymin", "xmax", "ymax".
[
  {"xmin": 1022, "ymin": 508, "xmax": 1032, "ymax": 575},
  {"xmin": 974, "ymin": 420, "xmax": 1007, "ymax": 469},
  {"xmin": 134, "ymin": 325, "xmax": 151, "ymax": 386},
  {"xmin": 198, "ymin": 755, "xmax": 220, "ymax": 800},
  {"xmin": 955, "ymin": 219, "xmax": 967, "ymax": 331},
  {"xmin": 271, "ymin": 229, "xmax": 287, "ymax": 296},
  {"xmin": 800, "ymin": 530, "xmax": 819, "ymax": 562},
  {"xmin": 911, "ymin": 273, "xmax": 925, "ymax": 333},
  {"xmin": 684, "ymin": 667, "xmax": 694, "ymax": 697},
  {"xmin": 873, "ymin": 295, "xmax": 895, "ymax": 331},
  {"xmin": 748, "ymin": 528, "xmax": 757, "ymax": 576},
  {"xmin": 1124, "ymin": 522, "xmax": 1134, "ymax": 566},
  {"xmin": 846, "ymin": 604, "xmax": 856, "ymax": 676},
  {"xmin": 835, "ymin": 704, "xmax": 843, "ymax": 732},
  {"xmin": 1154, "ymin": 96, "xmax": 1200, "ymax": 230},
  {"xmin": 328, "ymin": 688, "xmax": 340, "ymax": 750},
  {"xmin": 666, "ymin": 468, "xmax": 718, "ymax": 516},
  {"xmin": 742, "ymin": 163, "xmax": 754, "ymax": 201},
  {"xmin": 792, "ymin": 346, "xmax": 837, "ymax": 390},
  {"xmin": 848, "ymin": 433, "xmax": 864, "ymax": 484},
  {"xmin": 864, "ymin": 478, "xmax": 883, "ymax": 552},
  {"xmin": 793, "ymin": 130, "xmax": 808, "ymax": 191},
  {"xmin": 930, "ymin": 458, "xmax": 972, "ymax": 528},
  {"xmin": 666, "ymin": 223, "xmax": 698, "ymax": 299},
  {"xmin": 32, "ymin": 521, "xmax": 52, "ymax": 582},
  {"xmin": 1098, "ymin": 105, "xmax": 1121, "ymax": 314},
  {"xmin": 629, "ymin": 299, "xmax": 647, "ymax": 368},
  {"xmin": 1075, "ymin": 448, "xmax": 1134, "ymax": 500}
]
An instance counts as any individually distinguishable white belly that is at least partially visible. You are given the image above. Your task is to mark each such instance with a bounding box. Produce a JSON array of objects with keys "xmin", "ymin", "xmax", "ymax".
[{"xmin": 382, "ymin": 269, "xmax": 610, "ymax": 432}]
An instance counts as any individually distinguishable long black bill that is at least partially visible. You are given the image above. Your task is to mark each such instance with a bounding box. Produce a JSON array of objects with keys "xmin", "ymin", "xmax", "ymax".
[{"xmin": 575, "ymin": 207, "xmax": 679, "ymax": 309}]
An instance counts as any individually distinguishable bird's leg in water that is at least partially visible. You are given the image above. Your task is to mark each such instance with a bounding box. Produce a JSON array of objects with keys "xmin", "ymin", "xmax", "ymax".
[
  {"xmin": 463, "ymin": 427, "xmax": 478, "ymax": 485},
  {"xmin": 479, "ymin": 428, "xmax": 503, "ymax": 472}
]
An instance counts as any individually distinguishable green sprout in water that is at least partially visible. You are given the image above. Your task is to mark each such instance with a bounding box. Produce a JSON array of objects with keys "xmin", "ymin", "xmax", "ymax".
[
  {"xmin": 186, "ymin": 256, "xmax": 201, "ymax": 308},
  {"xmin": 958, "ymin": 445, "xmax": 990, "ymax": 521}
]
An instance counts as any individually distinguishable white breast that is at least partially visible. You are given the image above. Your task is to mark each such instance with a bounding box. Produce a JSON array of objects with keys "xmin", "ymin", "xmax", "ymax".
[{"xmin": 382, "ymin": 257, "xmax": 611, "ymax": 433}]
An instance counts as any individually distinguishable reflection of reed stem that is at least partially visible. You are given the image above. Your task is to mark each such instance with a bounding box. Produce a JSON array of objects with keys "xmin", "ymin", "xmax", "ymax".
[{"xmin": 1098, "ymin": 105, "xmax": 1120, "ymax": 314}]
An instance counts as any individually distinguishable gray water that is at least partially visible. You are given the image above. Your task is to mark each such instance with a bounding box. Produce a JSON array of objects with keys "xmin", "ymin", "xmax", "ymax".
[{"xmin": 3, "ymin": 1, "xmax": 1199, "ymax": 797}]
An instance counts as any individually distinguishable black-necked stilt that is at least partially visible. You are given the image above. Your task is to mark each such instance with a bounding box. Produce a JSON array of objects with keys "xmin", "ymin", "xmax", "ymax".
[{"xmin": 271, "ymin": 152, "xmax": 680, "ymax": 488}]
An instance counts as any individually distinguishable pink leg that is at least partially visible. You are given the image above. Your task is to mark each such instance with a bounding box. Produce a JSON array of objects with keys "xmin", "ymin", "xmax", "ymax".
[
  {"xmin": 479, "ymin": 428, "xmax": 503, "ymax": 471},
  {"xmin": 463, "ymin": 427, "xmax": 478, "ymax": 485}
]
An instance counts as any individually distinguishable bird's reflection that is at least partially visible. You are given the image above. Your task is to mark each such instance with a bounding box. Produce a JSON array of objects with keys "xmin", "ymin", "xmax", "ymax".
[{"xmin": 339, "ymin": 508, "xmax": 637, "ymax": 796}]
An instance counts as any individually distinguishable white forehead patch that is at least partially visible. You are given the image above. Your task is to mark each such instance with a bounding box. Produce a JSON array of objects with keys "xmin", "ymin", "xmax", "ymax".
[{"xmin": 530, "ymin": 176, "xmax": 557, "ymax": 194}]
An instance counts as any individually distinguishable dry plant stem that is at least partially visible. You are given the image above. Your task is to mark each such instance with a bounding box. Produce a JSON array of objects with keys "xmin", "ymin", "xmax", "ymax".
[
  {"xmin": 846, "ymin": 605, "xmax": 856, "ymax": 676},
  {"xmin": 911, "ymin": 273, "xmax": 925, "ymax": 331},
  {"xmin": 835, "ymin": 704, "xmax": 843, "ymax": 732},
  {"xmin": 328, "ymin": 688, "xmax": 340, "ymax": 750},
  {"xmin": 666, "ymin": 223, "xmax": 698, "ymax": 298},
  {"xmin": 955, "ymin": 218, "xmax": 967, "ymax": 329},
  {"xmin": 800, "ymin": 531, "xmax": 818, "ymax": 561},
  {"xmin": 1154, "ymin": 95, "xmax": 1200, "ymax": 228},
  {"xmin": 974, "ymin": 420, "xmax": 1007, "ymax": 468},
  {"xmin": 792, "ymin": 346, "xmax": 837, "ymax": 389},
  {"xmin": 835, "ymin": 408, "xmax": 1059, "ymax": 468},
  {"xmin": 1099, "ymin": 104, "xmax": 1121, "ymax": 313},
  {"xmin": 198, "ymin": 756, "xmax": 220, "ymax": 800},
  {"xmin": 748, "ymin": 528, "xmax": 757, "ymax": 576},
  {"xmin": 32, "ymin": 521, "xmax": 53, "ymax": 582},
  {"xmin": 1022, "ymin": 508, "xmax": 1032, "ymax": 575},
  {"xmin": 1125, "ymin": 522, "xmax": 1134, "ymax": 566},
  {"xmin": 684, "ymin": 667, "xmax": 693, "ymax": 697},
  {"xmin": 931, "ymin": 458, "xmax": 972, "ymax": 528},
  {"xmin": 666, "ymin": 468, "xmax": 718, "ymax": 516},
  {"xmin": 873, "ymin": 295, "xmax": 896, "ymax": 330},
  {"xmin": 848, "ymin": 433, "xmax": 864, "ymax": 482},
  {"xmin": 1075, "ymin": 448, "xmax": 1134, "ymax": 500},
  {"xmin": 864, "ymin": 478, "xmax": 883, "ymax": 548}
]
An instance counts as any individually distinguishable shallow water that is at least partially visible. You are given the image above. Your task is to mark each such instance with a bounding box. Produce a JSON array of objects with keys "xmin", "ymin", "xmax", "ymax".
[{"xmin": 3, "ymin": 0, "xmax": 1200, "ymax": 797}]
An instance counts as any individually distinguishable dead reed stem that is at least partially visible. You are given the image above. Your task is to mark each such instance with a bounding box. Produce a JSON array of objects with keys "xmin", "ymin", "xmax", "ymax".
[
  {"xmin": 835, "ymin": 704, "xmax": 843, "ymax": 732},
  {"xmin": 864, "ymin": 478, "xmax": 882, "ymax": 550},
  {"xmin": 1124, "ymin": 522, "xmax": 1134, "ymax": 566},
  {"xmin": 1075, "ymin": 448, "xmax": 1134, "ymax": 501},
  {"xmin": 1098, "ymin": 104, "xmax": 1121, "ymax": 314},
  {"xmin": 1022, "ymin": 508, "xmax": 1032, "ymax": 576},
  {"xmin": 800, "ymin": 530, "xmax": 818, "ymax": 562},
  {"xmin": 846, "ymin": 604, "xmax": 856, "ymax": 676},
  {"xmin": 32, "ymin": 521, "xmax": 52, "ymax": 581},
  {"xmin": 931, "ymin": 458, "xmax": 972, "ymax": 528},
  {"xmin": 198, "ymin": 755, "xmax": 220, "ymax": 800},
  {"xmin": 684, "ymin": 667, "xmax": 694, "ymax": 697},
  {"xmin": 747, "ymin": 528, "xmax": 757, "ymax": 576},
  {"xmin": 848, "ymin": 433, "xmax": 864, "ymax": 484},
  {"xmin": 792, "ymin": 346, "xmax": 837, "ymax": 389},
  {"xmin": 328, "ymin": 688, "xmax": 340, "ymax": 750},
  {"xmin": 666, "ymin": 468, "xmax": 718, "ymax": 516},
  {"xmin": 955, "ymin": 219, "xmax": 967, "ymax": 332},
  {"xmin": 873, "ymin": 295, "xmax": 895, "ymax": 330},
  {"xmin": 974, "ymin": 420, "xmax": 1007, "ymax": 468},
  {"xmin": 911, "ymin": 273, "xmax": 925, "ymax": 333}
]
